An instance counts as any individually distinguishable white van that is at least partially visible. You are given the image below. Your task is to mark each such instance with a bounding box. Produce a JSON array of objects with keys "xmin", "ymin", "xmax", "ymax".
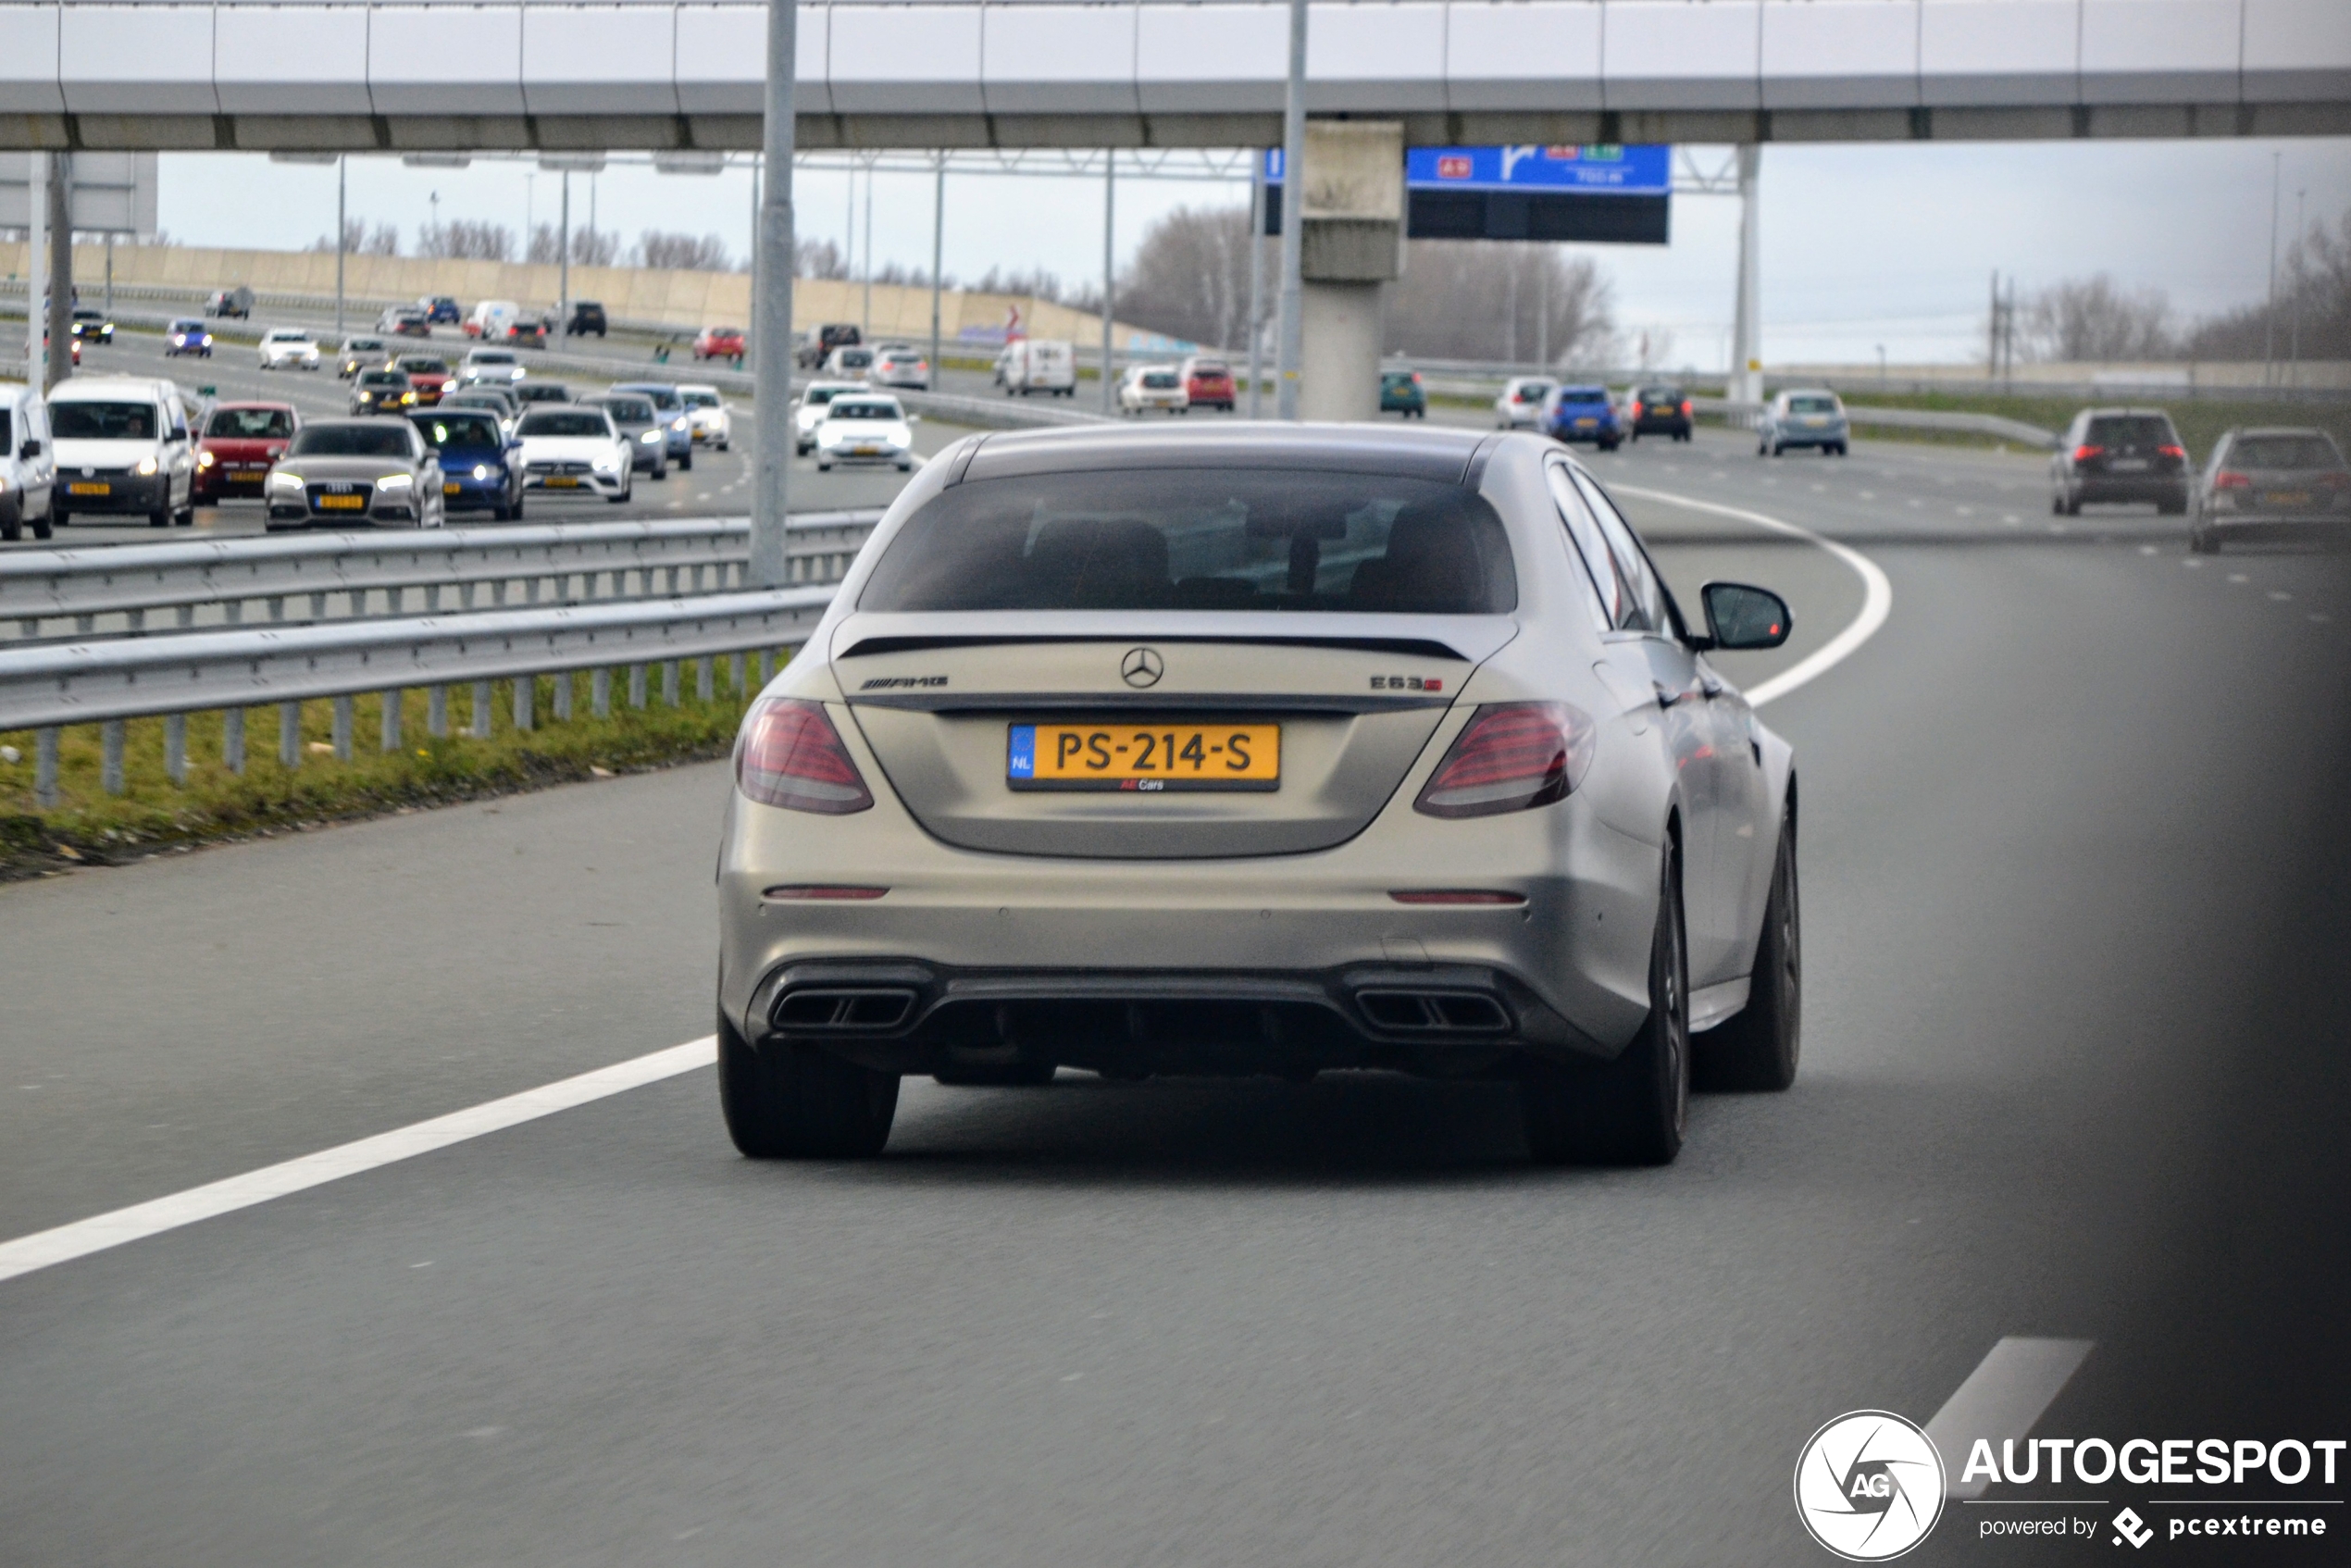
[
  {"xmin": 47, "ymin": 376, "xmax": 199, "ymax": 529},
  {"xmin": 466, "ymin": 299, "xmax": 520, "ymax": 341},
  {"xmin": 0, "ymin": 381, "xmax": 56, "ymax": 541},
  {"xmin": 993, "ymin": 339, "xmax": 1076, "ymax": 397}
]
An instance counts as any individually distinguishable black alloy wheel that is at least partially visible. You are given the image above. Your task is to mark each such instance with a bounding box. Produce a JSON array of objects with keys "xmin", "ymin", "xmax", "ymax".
[
  {"xmin": 1521, "ymin": 840, "xmax": 1691, "ymax": 1165},
  {"xmin": 1695, "ymin": 805, "xmax": 1801, "ymax": 1091},
  {"xmin": 718, "ymin": 1013, "xmax": 901, "ymax": 1158}
]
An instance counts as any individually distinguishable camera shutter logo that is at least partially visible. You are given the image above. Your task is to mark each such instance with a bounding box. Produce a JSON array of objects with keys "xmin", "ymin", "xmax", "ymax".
[{"xmin": 1793, "ymin": 1410, "xmax": 1946, "ymax": 1561}]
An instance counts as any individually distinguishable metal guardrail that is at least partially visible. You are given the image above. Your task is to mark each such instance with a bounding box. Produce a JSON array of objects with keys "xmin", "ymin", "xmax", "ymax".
[
  {"xmin": 3, "ymin": 511, "xmax": 882, "ymax": 640},
  {"xmin": 1, "ymin": 585, "xmax": 839, "ymax": 806}
]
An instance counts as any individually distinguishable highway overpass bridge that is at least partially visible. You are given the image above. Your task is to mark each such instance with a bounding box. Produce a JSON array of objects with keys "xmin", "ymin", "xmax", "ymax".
[{"xmin": 0, "ymin": 0, "xmax": 2345, "ymax": 153}]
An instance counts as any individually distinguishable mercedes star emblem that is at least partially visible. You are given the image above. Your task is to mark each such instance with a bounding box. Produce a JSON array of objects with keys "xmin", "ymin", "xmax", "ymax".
[{"xmin": 1121, "ymin": 647, "xmax": 1165, "ymax": 688}]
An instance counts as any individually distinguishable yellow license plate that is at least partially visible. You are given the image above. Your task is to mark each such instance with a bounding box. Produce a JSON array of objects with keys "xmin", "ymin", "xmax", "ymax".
[
  {"xmin": 2267, "ymin": 491, "xmax": 2311, "ymax": 505},
  {"xmin": 443, "ymin": 482, "xmax": 461, "ymax": 493},
  {"xmin": 1008, "ymin": 722, "xmax": 1279, "ymax": 792},
  {"xmin": 68, "ymin": 481, "xmax": 109, "ymax": 495},
  {"xmin": 853, "ymin": 444, "xmax": 880, "ymax": 455},
  {"xmin": 317, "ymin": 494, "xmax": 366, "ymax": 510},
  {"xmin": 545, "ymin": 476, "xmax": 580, "ymax": 488}
]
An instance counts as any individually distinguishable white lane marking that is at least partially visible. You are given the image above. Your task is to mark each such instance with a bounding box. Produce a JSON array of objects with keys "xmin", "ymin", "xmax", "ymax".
[
  {"xmin": 0, "ymin": 1038, "xmax": 716, "ymax": 1287},
  {"xmin": 1924, "ymin": 1337, "xmax": 2096, "ymax": 1499},
  {"xmin": 1613, "ymin": 484, "xmax": 1895, "ymax": 710}
]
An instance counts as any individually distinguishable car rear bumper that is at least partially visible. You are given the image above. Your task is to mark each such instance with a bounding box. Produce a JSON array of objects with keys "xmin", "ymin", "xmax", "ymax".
[
  {"xmin": 1550, "ymin": 425, "xmax": 1619, "ymax": 443},
  {"xmin": 1632, "ymin": 416, "xmax": 1690, "ymax": 433},
  {"xmin": 2076, "ymin": 476, "xmax": 2187, "ymax": 501},
  {"xmin": 56, "ymin": 475, "xmax": 168, "ymax": 513},
  {"xmin": 2202, "ymin": 513, "xmax": 2351, "ymax": 541},
  {"xmin": 193, "ymin": 470, "xmax": 269, "ymax": 501}
]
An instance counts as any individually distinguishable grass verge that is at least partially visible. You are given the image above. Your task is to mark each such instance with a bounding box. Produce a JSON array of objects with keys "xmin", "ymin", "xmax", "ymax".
[{"xmin": 0, "ymin": 665, "xmax": 769, "ymax": 881}]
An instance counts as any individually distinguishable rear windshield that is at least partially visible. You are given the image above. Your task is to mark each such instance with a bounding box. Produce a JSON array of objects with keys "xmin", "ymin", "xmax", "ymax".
[
  {"xmin": 860, "ymin": 469, "xmax": 1517, "ymax": 616},
  {"xmin": 1141, "ymin": 373, "xmax": 1179, "ymax": 390},
  {"xmin": 206, "ymin": 407, "xmax": 294, "ymax": 439},
  {"xmin": 2087, "ymin": 415, "xmax": 2174, "ymax": 446},
  {"xmin": 1638, "ymin": 387, "xmax": 1680, "ymax": 402},
  {"xmin": 806, "ymin": 386, "xmax": 849, "ymax": 406},
  {"xmin": 1189, "ymin": 362, "xmax": 1229, "ymax": 377},
  {"xmin": 621, "ymin": 386, "xmax": 682, "ymax": 409},
  {"xmin": 53, "ymin": 403, "xmax": 158, "ymax": 441},
  {"xmin": 471, "ymin": 353, "xmax": 516, "ymax": 366},
  {"xmin": 521, "ymin": 411, "xmax": 612, "ymax": 438},
  {"xmin": 414, "ymin": 414, "xmax": 503, "ymax": 450},
  {"xmin": 398, "ymin": 358, "xmax": 448, "ymax": 374},
  {"xmin": 516, "ymin": 384, "xmax": 568, "ymax": 403},
  {"xmin": 834, "ymin": 350, "xmax": 873, "ymax": 366},
  {"xmin": 1786, "ymin": 394, "xmax": 1840, "ymax": 414},
  {"xmin": 828, "ymin": 402, "xmax": 900, "ymax": 421},
  {"xmin": 598, "ymin": 399, "xmax": 655, "ymax": 423},
  {"xmin": 1513, "ymin": 383, "xmax": 1551, "ymax": 401},
  {"xmin": 291, "ymin": 425, "xmax": 414, "ymax": 457},
  {"xmin": 1558, "ymin": 388, "xmax": 1608, "ymax": 404},
  {"xmin": 2230, "ymin": 433, "xmax": 2342, "ymax": 469}
]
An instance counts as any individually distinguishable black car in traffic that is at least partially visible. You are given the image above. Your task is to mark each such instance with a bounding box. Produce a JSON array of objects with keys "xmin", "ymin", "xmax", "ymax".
[
  {"xmin": 1628, "ymin": 384, "xmax": 1692, "ymax": 442},
  {"xmin": 566, "ymin": 300, "xmax": 608, "ymax": 337},
  {"xmin": 2051, "ymin": 408, "xmax": 2190, "ymax": 515}
]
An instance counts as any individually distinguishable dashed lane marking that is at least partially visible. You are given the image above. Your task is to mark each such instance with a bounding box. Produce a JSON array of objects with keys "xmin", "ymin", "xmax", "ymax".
[{"xmin": 1925, "ymin": 1338, "xmax": 2096, "ymax": 1500}]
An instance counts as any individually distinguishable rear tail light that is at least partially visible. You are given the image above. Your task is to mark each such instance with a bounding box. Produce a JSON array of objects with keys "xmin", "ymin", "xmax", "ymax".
[
  {"xmin": 737, "ymin": 699, "xmax": 873, "ymax": 815},
  {"xmin": 2320, "ymin": 471, "xmax": 2351, "ymax": 488},
  {"xmin": 1680, "ymin": 400, "xmax": 1693, "ymax": 416},
  {"xmin": 2073, "ymin": 444, "xmax": 2105, "ymax": 463},
  {"xmin": 2214, "ymin": 470, "xmax": 2252, "ymax": 490},
  {"xmin": 1630, "ymin": 402, "xmax": 1645, "ymax": 417},
  {"xmin": 2157, "ymin": 443, "xmax": 2186, "ymax": 460},
  {"xmin": 1414, "ymin": 703, "xmax": 1596, "ymax": 819}
]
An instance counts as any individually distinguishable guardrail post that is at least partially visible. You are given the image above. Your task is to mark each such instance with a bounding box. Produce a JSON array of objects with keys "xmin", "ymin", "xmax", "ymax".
[
  {"xmin": 592, "ymin": 667, "xmax": 612, "ymax": 718},
  {"xmin": 470, "ymin": 680, "xmax": 492, "ymax": 739},
  {"xmin": 224, "ymin": 709, "xmax": 244, "ymax": 775},
  {"xmin": 460, "ymin": 582, "xmax": 477, "ymax": 611},
  {"xmin": 729, "ymin": 653, "xmax": 746, "ymax": 699},
  {"xmin": 381, "ymin": 690, "xmax": 403, "ymax": 753},
  {"xmin": 279, "ymin": 702, "xmax": 301, "ymax": 769},
  {"xmin": 75, "ymin": 614, "xmax": 95, "ymax": 635},
  {"xmin": 663, "ymin": 660, "xmax": 680, "ymax": 707},
  {"xmin": 225, "ymin": 600, "xmax": 243, "ymax": 626},
  {"xmin": 697, "ymin": 658, "xmax": 715, "ymax": 702},
  {"xmin": 332, "ymin": 695, "xmax": 355, "ymax": 760},
  {"xmin": 165, "ymin": 713, "xmax": 187, "ymax": 784},
  {"xmin": 552, "ymin": 670, "xmax": 573, "ymax": 722},
  {"xmin": 428, "ymin": 685, "xmax": 449, "ymax": 738},
  {"xmin": 128, "ymin": 609, "xmax": 145, "ymax": 633},
  {"xmin": 267, "ymin": 596, "xmax": 286, "ymax": 622},
  {"xmin": 514, "ymin": 676, "xmax": 534, "ymax": 732},
  {"xmin": 35, "ymin": 728, "xmax": 59, "ymax": 807},
  {"xmin": 388, "ymin": 587, "xmax": 404, "ymax": 615},
  {"xmin": 426, "ymin": 584, "xmax": 442, "ymax": 614},
  {"xmin": 628, "ymin": 665, "xmax": 648, "ymax": 709},
  {"xmin": 348, "ymin": 590, "xmax": 367, "ymax": 617},
  {"xmin": 100, "ymin": 721, "xmax": 126, "ymax": 794},
  {"xmin": 309, "ymin": 592, "xmax": 327, "ymax": 619},
  {"xmin": 175, "ymin": 604, "xmax": 195, "ymax": 628}
]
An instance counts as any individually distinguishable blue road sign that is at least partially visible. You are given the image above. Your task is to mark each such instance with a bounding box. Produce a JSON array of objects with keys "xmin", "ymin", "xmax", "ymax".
[{"xmin": 1266, "ymin": 144, "xmax": 1671, "ymax": 197}]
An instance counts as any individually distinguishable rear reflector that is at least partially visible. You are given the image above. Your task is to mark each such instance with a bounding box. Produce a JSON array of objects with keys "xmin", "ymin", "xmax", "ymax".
[
  {"xmin": 1389, "ymin": 890, "xmax": 1526, "ymax": 905},
  {"xmin": 762, "ymin": 885, "xmax": 889, "ymax": 901},
  {"xmin": 737, "ymin": 699, "xmax": 874, "ymax": 815},
  {"xmin": 1414, "ymin": 703, "xmax": 1596, "ymax": 819}
]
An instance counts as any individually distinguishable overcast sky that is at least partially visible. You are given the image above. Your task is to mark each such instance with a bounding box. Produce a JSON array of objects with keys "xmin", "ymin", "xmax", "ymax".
[{"xmin": 161, "ymin": 135, "xmax": 2351, "ymax": 371}]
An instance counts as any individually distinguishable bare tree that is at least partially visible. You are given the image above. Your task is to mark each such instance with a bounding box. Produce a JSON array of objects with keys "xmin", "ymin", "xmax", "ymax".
[
  {"xmin": 796, "ymin": 237, "xmax": 850, "ymax": 280},
  {"xmin": 418, "ymin": 219, "xmax": 514, "ymax": 262},
  {"xmin": 1386, "ymin": 243, "xmax": 1616, "ymax": 367},
  {"xmin": 968, "ymin": 266, "xmax": 1071, "ymax": 304},
  {"xmin": 527, "ymin": 223, "xmax": 562, "ymax": 264},
  {"xmin": 362, "ymin": 222, "xmax": 400, "ymax": 257},
  {"xmin": 634, "ymin": 230, "xmax": 731, "ymax": 270},
  {"xmin": 1117, "ymin": 203, "xmax": 1254, "ymax": 351},
  {"xmin": 2019, "ymin": 273, "xmax": 2173, "ymax": 362},
  {"xmin": 2181, "ymin": 206, "xmax": 2351, "ymax": 363},
  {"xmin": 309, "ymin": 218, "xmax": 401, "ymax": 256},
  {"xmin": 567, "ymin": 226, "xmax": 621, "ymax": 268}
]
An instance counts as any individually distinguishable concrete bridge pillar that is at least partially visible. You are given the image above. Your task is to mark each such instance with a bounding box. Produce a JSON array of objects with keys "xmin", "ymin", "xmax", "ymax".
[{"xmin": 1296, "ymin": 120, "xmax": 1403, "ymax": 423}]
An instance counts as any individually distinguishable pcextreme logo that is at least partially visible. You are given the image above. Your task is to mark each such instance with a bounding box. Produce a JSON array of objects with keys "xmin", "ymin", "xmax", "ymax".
[{"xmin": 1795, "ymin": 1411, "xmax": 1947, "ymax": 1561}]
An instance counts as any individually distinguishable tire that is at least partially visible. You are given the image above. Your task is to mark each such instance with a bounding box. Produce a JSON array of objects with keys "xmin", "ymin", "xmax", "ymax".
[
  {"xmin": 175, "ymin": 505, "xmax": 194, "ymax": 527},
  {"xmin": 1757, "ymin": 442, "xmax": 1769, "ymax": 457},
  {"xmin": 1, "ymin": 512, "xmax": 18, "ymax": 542},
  {"xmin": 1520, "ymin": 840, "xmax": 1690, "ymax": 1165},
  {"xmin": 1771, "ymin": 442, "xmax": 1785, "ymax": 457},
  {"xmin": 933, "ymin": 1059, "xmax": 1058, "ymax": 1088},
  {"xmin": 678, "ymin": 450, "xmax": 692, "ymax": 471},
  {"xmin": 148, "ymin": 507, "xmax": 170, "ymax": 529},
  {"xmin": 2064, "ymin": 495, "xmax": 2082, "ymax": 516},
  {"xmin": 717, "ymin": 1013, "xmax": 900, "ymax": 1158},
  {"xmin": 816, "ymin": 460, "xmax": 832, "ymax": 472},
  {"xmin": 1695, "ymin": 806, "xmax": 1800, "ymax": 1091},
  {"xmin": 2051, "ymin": 491, "xmax": 2066, "ymax": 516},
  {"xmin": 1833, "ymin": 443, "xmax": 1848, "ymax": 457}
]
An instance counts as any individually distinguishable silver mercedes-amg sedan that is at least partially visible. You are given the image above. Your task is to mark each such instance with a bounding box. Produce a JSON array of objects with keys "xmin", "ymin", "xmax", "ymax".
[{"xmin": 716, "ymin": 425, "xmax": 1800, "ymax": 1165}]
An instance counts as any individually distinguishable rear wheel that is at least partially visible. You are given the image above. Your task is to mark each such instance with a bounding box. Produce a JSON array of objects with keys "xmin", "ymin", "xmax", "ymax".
[
  {"xmin": 1696, "ymin": 806, "xmax": 1800, "ymax": 1091},
  {"xmin": 148, "ymin": 506, "xmax": 169, "ymax": 529},
  {"xmin": 718, "ymin": 1013, "xmax": 899, "ymax": 1158},
  {"xmin": 1521, "ymin": 840, "xmax": 1690, "ymax": 1165}
]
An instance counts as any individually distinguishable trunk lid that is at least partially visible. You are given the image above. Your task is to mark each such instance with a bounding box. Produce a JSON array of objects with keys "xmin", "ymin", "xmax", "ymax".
[{"xmin": 832, "ymin": 612, "xmax": 1516, "ymax": 858}]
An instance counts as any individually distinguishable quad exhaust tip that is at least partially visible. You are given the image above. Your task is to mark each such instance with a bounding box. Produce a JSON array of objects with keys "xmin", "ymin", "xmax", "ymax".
[
  {"xmin": 772, "ymin": 987, "xmax": 917, "ymax": 1031},
  {"xmin": 1355, "ymin": 989, "xmax": 1511, "ymax": 1034}
]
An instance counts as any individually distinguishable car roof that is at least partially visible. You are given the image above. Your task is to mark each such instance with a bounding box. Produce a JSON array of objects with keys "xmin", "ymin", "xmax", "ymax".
[
  {"xmin": 49, "ymin": 376, "xmax": 173, "ymax": 400},
  {"xmin": 210, "ymin": 400, "xmax": 296, "ymax": 412},
  {"xmin": 961, "ymin": 423, "xmax": 1486, "ymax": 485},
  {"xmin": 2231, "ymin": 426, "xmax": 2336, "ymax": 441}
]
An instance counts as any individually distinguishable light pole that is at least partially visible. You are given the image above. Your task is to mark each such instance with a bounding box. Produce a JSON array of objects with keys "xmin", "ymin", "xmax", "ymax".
[
  {"xmin": 525, "ymin": 171, "xmax": 534, "ymax": 262},
  {"xmin": 860, "ymin": 159, "xmax": 874, "ymax": 342},
  {"xmin": 2263, "ymin": 152, "xmax": 2281, "ymax": 388},
  {"xmin": 558, "ymin": 169, "xmax": 571, "ymax": 336},
  {"xmin": 2291, "ymin": 186, "xmax": 2306, "ymax": 387},
  {"xmin": 429, "ymin": 190, "xmax": 440, "ymax": 255},
  {"xmin": 1246, "ymin": 152, "xmax": 1265, "ymax": 417},
  {"xmin": 334, "ymin": 155, "xmax": 347, "ymax": 343},
  {"xmin": 749, "ymin": 0, "xmax": 798, "ymax": 588},
  {"xmin": 1101, "ymin": 150, "xmax": 1116, "ymax": 415},
  {"xmin": 1274, "ymin": 0, "xmax": 1307, "ymax": 419},
  {"xmin": 929, "ymin": 153, "xmax": 945, "ymax": 390}
]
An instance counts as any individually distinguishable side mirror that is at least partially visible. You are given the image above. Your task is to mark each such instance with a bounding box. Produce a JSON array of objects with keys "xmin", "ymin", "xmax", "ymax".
[
  {"xmin": 19, "ymin": 439, "xmax": 40, "ymax": 459},
  {"xmin": 1698, "ymin": 582, "xmax": 1792, "ymax": 650}
]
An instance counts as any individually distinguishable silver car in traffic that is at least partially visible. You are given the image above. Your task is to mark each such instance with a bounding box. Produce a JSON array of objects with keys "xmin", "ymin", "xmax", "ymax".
[{"xmin": 715, "ymin": 426, "xmax": 1800, "ymax": 1165}]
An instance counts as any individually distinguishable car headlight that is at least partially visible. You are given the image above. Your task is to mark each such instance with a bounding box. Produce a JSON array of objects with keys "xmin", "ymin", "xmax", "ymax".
[
  {"xmin": 201, "ymin": 334, "xmax": 213, "ymax": 346},
  {"xmin": 473, "ymin": 463, "xmax": 491, "ymax": 480},
  {"xmin": 135, "ymin": 456, "xmax": 159, "ymax": 477},
  {"xmin": 672, "ymin": 417, "xmax": 689, "ymax": 432},
  {"xmin": 378, "ymin": 473, "xmax": 414, "ymax": 492},
  {"xmin": 271, "ymin": 470, "xmax": 304, "ymax": 490},
  {"xmin": 593, "ymin": 456, "xmax": 620, "ymax": 474},
  {"xmin": 640, "ymin": 429, "xmax": 662, "ymax": 443},
  {"xmin": 198, "ymin": 451, "xmax": 216, "ymax": 468}
]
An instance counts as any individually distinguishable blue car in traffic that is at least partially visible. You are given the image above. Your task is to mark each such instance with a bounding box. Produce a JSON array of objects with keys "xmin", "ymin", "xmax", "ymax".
[
  {"xmin": 409, "ymin": 408, "xmax": 525, "ymax": 520},
  {"xmin": 1543, "ymin": 384, "xmax": 1622, "ymax": 451},
  {"xmin": 610, "ymin": 382, "xmax": 695, "ymax": 469}
]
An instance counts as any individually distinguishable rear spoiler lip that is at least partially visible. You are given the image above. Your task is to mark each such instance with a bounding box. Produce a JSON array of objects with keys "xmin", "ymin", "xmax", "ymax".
[
  {"xmin": 839, "ymin": 633, "xmax": 1473, "ymax": 662},
  {"xmin": 848, "ymin": 691, "xmax": 1454, "ymax": 716}
]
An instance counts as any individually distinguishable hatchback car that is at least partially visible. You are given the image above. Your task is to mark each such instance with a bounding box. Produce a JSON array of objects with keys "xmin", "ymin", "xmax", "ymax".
[
  {"xmin": 2050, "ymin": 407, "xmax": 2189, "ymax": 514},
  {"xmin": 164, "ymin": 318, "xmax": 214, "ymax": 358},
  {"xmin": 411, "ymin": 407, "xmax": 524, "ymax": 520},
  {"xmin": 1544, "ymin": 385, "xmax": 1622, "ymax": 450},
  {"xmin": 1118, "ymin": 365, "xmax": 1188, "ymax": 416},
  {"xmin": 713, "ymin": 425, "xmax": 1799, "ymax": 1164},
  {"xmin": 2189, "ymin": 428, "xmax": 2351, "ymax": 553},
  {"xmin": 336, "ymin": 335, "xmax": 388, "ymax": 378},
  {"xmin": 420, "ymin": 295, "xmax": 463, "ymax": 326},
  {"xmin": 795, "ymin": 381, "xmax": 866, "ymax": 455},
  {"xmin": 693, "ymin": 325, "xmax": 747, "ymax": 362},
  {"xmin": 871, "ymin": 347, "xmax": 931, "ymax": 391},
  {"xmin": 1181, "ymin": 356, "xmax": 1237, "ymax": 412},
  {"xmin": 265, "ymin": 419, "xmax": 444, "ymax": 529},
  {"xmin": 513, "ymin": 406, "xmax": 633, "ymax": 503},
  {"xmin": 379, "ymin": 306, "xmax": 431, "ymax": 338},
  {"xmin": 813, "ymin": 394, "xmax": 915, "ymax": 471},
  {"xmin": 824, "ymin": 345, "xmax": 877, "ymax": 381},
  {"xmin": 440, "ymin": 386, "xmax": 519, "ymax": 434},
  {"xmin": 1757, "ymin": 390, "xmax": 1847, "ymax": 456},
  {"xmin": 1494, "ymin": 377, "xmax": 1553, "ymax": 429},
  {"xmin": 258, "ymin": 329, "xmax": 322, "ymax": 371},
  {"xmin": 566, "ymin": 300, "xmax": 608, "ymax": 338},
  {"xmin": 193, "ymin": 402, "xmax": 299, "ymax": 504},
  {"xmin": 610, "ymin": 381, "xmax": 694, "ymax": 468},
  {"xmin": 1380, "ymin": 368, "xmax": 1427, "ymax": 418},
  {"xmin": 1628, "ymin": 385, "xmax": 1693, "ymax": 442},
  {"xmin": 350, "ymin": 368, "xmax": 416, "ymax": 416}
]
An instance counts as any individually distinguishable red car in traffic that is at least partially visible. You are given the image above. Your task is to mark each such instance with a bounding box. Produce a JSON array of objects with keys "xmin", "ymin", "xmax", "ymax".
[
  {"xmin": 394, "ymin": 355, "xmax": 452, "ymax": 405},
  {"xmin": 693, "ymin": 325, "xmax": 746, "ymax": 361},
  {"xmin": 194, "ymin": 403, "xmax": 300, "ymax": 504},
  {"xmin": 1181, "ymin": 356, "xmax": 1236, "ymax": 412}
]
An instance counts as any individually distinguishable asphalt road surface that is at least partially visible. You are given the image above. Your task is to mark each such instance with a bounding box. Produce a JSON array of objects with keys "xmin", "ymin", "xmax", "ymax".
[
  {"xmin": 0, "ymin": 322, "xmax": 973, "ymax": 549},
  {"xmin": 3, "ymin": 426, "xmax": 2347, "ymax": 1566}
]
